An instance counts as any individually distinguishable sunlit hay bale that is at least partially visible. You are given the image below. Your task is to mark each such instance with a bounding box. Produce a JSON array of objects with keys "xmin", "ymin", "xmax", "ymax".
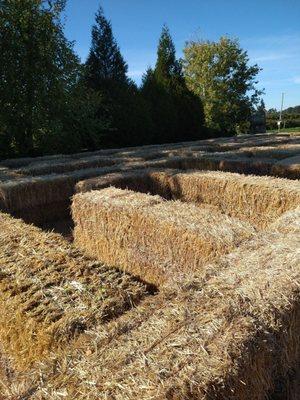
[
  {"xmin": 237, "ymin": 143, "xmax": 300, "ymax": 160},
  {"xmin": 0, "ymin": 212, "xmax": 149, "ymax": 370},
  {"xmin": 0, "ymin": 165, "xmax": 125, "ymax": 224},
  {"xmin": 166, "ymin": 170, "xmax": 300, "ymax": 229},
  {"xmin": 72, "ymin": 188, "xmax": 255, "ymax": 287},
  {"xmin": 272, "ymin": 155, "xmax": 300, "ymax": 179},
  {"xmin": 76, "ymin": 169, "xmax": 300, "ymax": 230},
  {"xmin": 75, "ymin": 169, "xmax": 175, "ymax": 200},
  {"xmin": 17, "ymin": 156, "xmax": 122, "ymax": 176},
  {"xmin": 269, "ymin": 207, "xmax": 300, "ymax": 235},
  {"xmin": 0, "ymin": 156, "xmax": 182, "ymax": 225},
  {"xmin": 28, "ymin": 230, "xmax": 300, "ymax": 400}
]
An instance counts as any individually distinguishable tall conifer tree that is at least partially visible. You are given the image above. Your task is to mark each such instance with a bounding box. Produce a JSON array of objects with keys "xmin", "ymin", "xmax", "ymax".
[
  {"xmin": 142, "ymin": 25, "xmax": 205, "ymax": 144},
  {"xmin": 85, "ymin": 5, "xmax": 154, "ymax": 147},
  {"xmin": 85, "ymin": 7, "xmax": 128, "ymax": 92}
]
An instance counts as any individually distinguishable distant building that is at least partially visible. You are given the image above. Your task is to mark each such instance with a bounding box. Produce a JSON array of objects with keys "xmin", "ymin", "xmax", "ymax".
[{"xmin": 250, "ymin": 110, "xmax": 266, "ymax": 133}]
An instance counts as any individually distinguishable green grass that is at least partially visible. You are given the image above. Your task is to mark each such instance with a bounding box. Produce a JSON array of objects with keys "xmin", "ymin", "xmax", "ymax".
[{"xmin": 267, "ymin": 127, "xmax": 300, "ymax": 133}]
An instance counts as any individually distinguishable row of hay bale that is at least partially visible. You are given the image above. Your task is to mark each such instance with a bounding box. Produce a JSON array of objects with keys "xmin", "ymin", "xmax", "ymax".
[
  {"xmin": 1, "ymin": 131, "xmax": 298, "ymax": 175},
  {"xmin": 16, "ymin": 155, "xmax": 120, "ymax": 176},
  {"xmin": 0, "ymin": 159, "xmax": 181, "ymax": 225},
  {"xmin": 4, "ymin": 216, "xmax": 299, "ymax": 399},
  {"xmin": 1, "ymin": 154, "xmax": 299, "ymax": 227},
  {"xmin": 0, "ymin": 211, "xmax": 150, "ymax": 370},
  {"xmin": 72, "ymin": 188, "xmax": 255, "ymax": 287},
  {"xmin": 76, "ymin": 169, "xmax": 300, "ymax": 229}
]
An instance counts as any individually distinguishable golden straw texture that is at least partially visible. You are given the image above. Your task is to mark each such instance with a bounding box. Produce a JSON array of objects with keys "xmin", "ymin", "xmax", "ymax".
[
  {"xmin": 0, "ymin": 212, "xmax": 149, "ymax": 370},
  {"xmin": 72, "ymin": 187, "xmax": 255, "ymax": 287}
]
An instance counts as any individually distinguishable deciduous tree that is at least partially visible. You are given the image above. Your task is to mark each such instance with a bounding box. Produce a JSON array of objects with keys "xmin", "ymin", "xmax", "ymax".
[{"xmin": 183, "ymin": 37, "xmax": 263, "ymax": 135}]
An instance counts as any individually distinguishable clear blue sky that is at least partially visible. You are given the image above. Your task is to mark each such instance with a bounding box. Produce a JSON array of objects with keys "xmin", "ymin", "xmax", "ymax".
[{"xmin": 64, "ymin": 0, "xmax": 300, "ymax": 109}]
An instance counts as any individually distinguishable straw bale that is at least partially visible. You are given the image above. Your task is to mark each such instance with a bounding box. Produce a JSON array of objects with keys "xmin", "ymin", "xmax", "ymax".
[
  {"xmin": 0, "ymin": 154, "xmax": 182, "ymax": 224},
  {"xmin": 18, "ymin": 156, "xmax": 119, "ymax": 176},
  {"xmin": 272, "ymin": 155, "xmax": 300, "ymax": 179},
  {"xmin": 0, "ymin": 212, "xmax": 149, "ymax": 370},
  {"xmin": 75, "ymin": 168, "xmax": 174, "ymax": 197},
  {"xmin": 72, "ymin": 187, "xmax": 255, "ymax": 287},
  {"xmin": 76, "ymin": 170, "xmax": 300, "ymax": 230},
  {"xmin": 269, "ymin": 207, "xmax": 300, "ymax": 235},
  {"xmin": 0, "ymin": 165, "xmax": 124, "ymax": 224},
  {"xmin": 0, "ymin": 167, "xmax": 23, "ymax": 182},
  {"xmin": 237, "ymin": 143, "xmax": 300, "ymax": 160},
  {"xmin": 0, "ymin": 154, "xmax": 70, "ymax": 168},
  {"xmin": 166, "ymin": 170, "xmax": 300, "ymax": 229},
  {"xmin": 15, "ymin": 230, "xmax": 300, "ymax": 400}
]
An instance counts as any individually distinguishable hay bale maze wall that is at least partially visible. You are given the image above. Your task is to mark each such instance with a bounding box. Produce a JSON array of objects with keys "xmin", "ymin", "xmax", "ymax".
[
  {"xmin": 0, "ymin": 212, "xmax": 150, "ymax": 370},
  {"xmin": 8, "ymin": 228, "xmax": 300, "ymax": 400},
  {"xmin": 0, "ymin": 132, "xmax": 299, "ymax": 399},
  {"xmin": 76, "ymin": 169, "xmax": 300, "ymax": 230},
  {"xmin": 72, "ymin": 187, "xmax": 255, "ymax": 287}
]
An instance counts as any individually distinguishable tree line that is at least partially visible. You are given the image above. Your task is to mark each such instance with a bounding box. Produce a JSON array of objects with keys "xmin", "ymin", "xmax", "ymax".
[
  {"xmin": 266, "ymin": 106, "xmax": 300, "ymax": 130},
  {"xmin": 0, "ymin": 0, "xmax": 263, "ymax": 158}
]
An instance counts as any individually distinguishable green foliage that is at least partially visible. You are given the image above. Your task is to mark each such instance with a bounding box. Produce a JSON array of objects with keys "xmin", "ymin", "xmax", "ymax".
[
  {"xmin": 84, "ymin": 6, "xmax": 153, "ymax": 148},
  {"xmin": 0, "ymin": 0, "xmax": 105, "ymax": 157},
  {"xmin": 183, "ymin": 37, "xmax": 263, "ymax": 135},
  {"xmin": 142, "ymin": 26, "xmax": 205, "ymax": 144},
  {"xmin": 266, "ymin": 107, "xmax": 300, "ymax": 130},
  {"xmin": 85, "ymin": 6, "xmax": 128, "ymax": 91}
]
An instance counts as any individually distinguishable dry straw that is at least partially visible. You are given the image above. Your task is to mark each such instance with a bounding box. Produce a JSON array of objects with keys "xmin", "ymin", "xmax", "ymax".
[
  {"xmin": 0, "ymin": 158, "xmax": 184, "ymax": 224},
  {"xmin": 272, "ymin": 155, "xmax": 300, "ymax": 179},
  {"xmin": 17, "ymin": 156, "xmax": 120, "ymax": 176},
  {"xmin": 10, "ymin": 229, "xmax": 300, "ymax": 400},
  {"xmin": 237, "ymin": 143, "xmax": 300, "ymax": 160},
  {"xmin": 269, "ymin": 207, "xmax": 300, "ymax": 235},
  {"xmin": 0, "ymin": 212, "xmax": 149, "ymax": 370},
  {"xmin": 72, "ymin": 187, "xmax": 255, "ymax": 287},
  {"xmin": 76, "ymin": 169, "xmax": 300, "ymax": 230}
]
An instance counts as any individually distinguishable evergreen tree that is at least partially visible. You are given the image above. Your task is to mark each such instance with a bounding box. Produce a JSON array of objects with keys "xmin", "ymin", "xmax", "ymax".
[
  {"xmin": 85, "ymin": 5, "xmax": 153, "ymax": 147},
  {"xmin": 85, "ymin": 7, "xmax": 128, "ymax": 92},
  {"xmin": 142, "ymin": 26, "xmax": 205, "ymax": 144}
]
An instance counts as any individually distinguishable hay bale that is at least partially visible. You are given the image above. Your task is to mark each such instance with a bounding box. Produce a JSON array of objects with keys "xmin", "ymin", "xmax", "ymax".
[
  {"xmin": 0, "ymin": 156, "xmax": 181, "ymax": 224},
  {"xmin": 75, "ymin": 168, "xmax": 174, "ymax": 198},
  {"xmin": 17, "ymin": 156, "xmax": 121, "ymax": 176},
  {"xmin": 72, "ymin": 187, "xmax": 255, "ymax": 287},
  {"xmin": 0, "ymin": 212, "xmax": 149, "ymax": 370},
  {"xmin": 237, "ymin": 143, "xmax": 300, "ymax": 160},
  {"xmin": 269, "ymin": 207, "xmax": 300, "ymax": 235},
  {"xmin": 21, "ymin": 230, "xmax": 300, "ymax": 400},
  {"xmin": 272, "ymin": 155, "xmax": 300, "ymax": 179},
  {"xmin": 0, "ymin": 165, "xmax": 124, "ymax": 224},
  {"xmin": 0, "ymin": 154, "xmax": 70, "ymax": 168},
  {"xmin": 166, "ymin": 170, "xmax": 300, "ymax": 229},
  {"xmin": 0, "ymin": 167, "xmax": 23, "ymax": 182},
  {"xmin": 76, "ymin": 170, "xmax": 300, "ymax": 230}
]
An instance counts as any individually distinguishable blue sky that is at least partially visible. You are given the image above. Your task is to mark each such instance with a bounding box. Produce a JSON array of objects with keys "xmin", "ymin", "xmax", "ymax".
[{"xmin": 64, "ymin": 0, "xmax": 300, "ymax": 109}]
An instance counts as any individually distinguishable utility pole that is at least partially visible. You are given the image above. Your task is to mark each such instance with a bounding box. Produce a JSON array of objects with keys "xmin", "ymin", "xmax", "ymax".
[{"xmin": 278, "ymin": 92, "xmax": 285, "ymax": 132}]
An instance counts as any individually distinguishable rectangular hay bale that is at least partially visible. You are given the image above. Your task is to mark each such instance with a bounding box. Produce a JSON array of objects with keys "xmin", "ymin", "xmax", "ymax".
[
  {"xmin": 272, "ymin": 155, "xmax": 300, "ymax": 179},
  {"xmin": 76, "ymin": 169, "xmax": 300, "ymax": 230},
  {"xmin": 72, "ymin": 187, "xmax": 255, "ymax": 287},
  {"xmin": 19, "ymin": 229, "xmax": 300, "ymax": 400},
  {"xmin": 0, "ymin": 212, "xmax": 149, "ymax": 370}
]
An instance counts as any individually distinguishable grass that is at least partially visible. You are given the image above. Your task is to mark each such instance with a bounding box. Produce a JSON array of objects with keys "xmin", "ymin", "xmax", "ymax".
[{"xmin": 267, "ymin": 127, "xmax": 300, "ymax": 134}]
